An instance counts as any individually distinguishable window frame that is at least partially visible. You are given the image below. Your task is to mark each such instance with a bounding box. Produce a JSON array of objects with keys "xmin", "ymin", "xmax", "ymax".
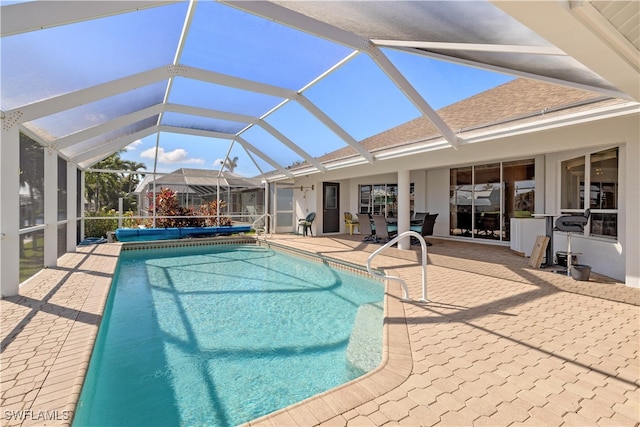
[{"xmin": 559, "ymin": 147, "xmax": 619, "ymax": 240}]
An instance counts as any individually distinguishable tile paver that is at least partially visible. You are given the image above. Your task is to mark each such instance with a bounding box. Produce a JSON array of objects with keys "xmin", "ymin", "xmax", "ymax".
[{"xmin": 1, "ymin": 235, "xmax": 638, "ymax": 426}]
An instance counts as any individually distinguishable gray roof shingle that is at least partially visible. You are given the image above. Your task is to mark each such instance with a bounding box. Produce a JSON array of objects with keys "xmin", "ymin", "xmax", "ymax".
[{"xmin": 313, "ymin": 78, "xmax": 626, "ymax": 165}]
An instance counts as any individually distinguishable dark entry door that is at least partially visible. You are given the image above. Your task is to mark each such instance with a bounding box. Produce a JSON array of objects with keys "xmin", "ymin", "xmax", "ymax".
[{"xmin": 323, "ymin": 182, "xmax": 340, "ymax": 233}]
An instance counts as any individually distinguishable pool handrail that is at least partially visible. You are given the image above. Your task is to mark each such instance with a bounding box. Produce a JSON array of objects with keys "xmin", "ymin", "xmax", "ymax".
[
  {"xmin": 252, "ymin": 213, "xmax": 272, "ymax": 239},
  {"xmin": 366, "ymin": 230, "xmax": 428, "ymax": 303}
]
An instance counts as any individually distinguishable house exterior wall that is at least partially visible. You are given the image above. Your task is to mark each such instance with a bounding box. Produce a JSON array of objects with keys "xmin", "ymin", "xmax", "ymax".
[
  {"xmin": 425, "ymin": 169, "xmax": 450, "ymax": 237},
  {"xmin": 289, "ymin": 112, "xmax": 639, "ymax": 287},
  {"xmin": 412, "ymin": 170, "xmax": 428, "ymax": 214}
]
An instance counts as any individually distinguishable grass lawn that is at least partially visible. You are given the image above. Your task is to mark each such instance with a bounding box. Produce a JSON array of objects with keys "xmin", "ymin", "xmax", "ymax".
[{"xmin": 20, "ymin": 235, "xmax": 45, "ymax": 283}]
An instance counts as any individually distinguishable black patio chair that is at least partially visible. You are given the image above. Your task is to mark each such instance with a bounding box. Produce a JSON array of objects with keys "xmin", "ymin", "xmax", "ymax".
[
  {"xmin": 412, "ymin": 213, "xmax": 438, "ymax": 246},
  {"xmin": 297, "ymin": 212, "xmax": 316, "ymax": 236},
  {"xmin": 553, "ymin": 209, "xmax": 590, "ymax": 275}
]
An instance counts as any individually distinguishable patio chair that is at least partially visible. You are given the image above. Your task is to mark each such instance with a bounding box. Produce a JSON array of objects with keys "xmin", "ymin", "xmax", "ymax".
[
  {"xmin": 358, "ymin": 213, "xmax": 376, "ymax": 242},
  {"xmin": 412, "ymin": 212, "xmax": 428, "ymax": 224},
  {"xmin": 412, "ymin": 213, "xmax": 438, "ymax": 246},
  {"xmin": 297, "ymin": 212, "xmax": 316, "ymax": 236},
  {"xmin": 372, "ymin": 215, "xmax": 396, "ymax": 243},
  {"xmin": 344, "ymin": 212, "xmax": 359, "ymax": 235},
  {"xmin": 553, "ymin": 209, "xmax": 590, "ymax": 276}
]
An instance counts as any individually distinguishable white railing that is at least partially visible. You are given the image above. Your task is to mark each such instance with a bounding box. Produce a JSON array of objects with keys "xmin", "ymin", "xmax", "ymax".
[
  {"xmin": 252, "ymin": 213, "xmax": 272, "ymax": 240},
  {"xmin": 366, "ymin": 231, "xmax": 429, "ymax": 302}
]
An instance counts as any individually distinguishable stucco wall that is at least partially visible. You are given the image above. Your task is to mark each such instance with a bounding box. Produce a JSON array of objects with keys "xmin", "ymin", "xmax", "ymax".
[{"xmin": 289, "ymin": 112, "xmax": 639, "ymax": 285}]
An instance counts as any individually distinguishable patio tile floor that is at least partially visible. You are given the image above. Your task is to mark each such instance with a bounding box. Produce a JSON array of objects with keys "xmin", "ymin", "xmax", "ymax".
[{"xmin": 1, "ymin": 235, "xmax": 638, "ymax": 426}]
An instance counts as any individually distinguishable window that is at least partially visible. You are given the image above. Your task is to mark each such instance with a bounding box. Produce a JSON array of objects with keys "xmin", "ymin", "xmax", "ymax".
[
  {"xmin": 359, "ymin": 185, "xmax": 372, "ymax": 214},
  {"xmin": 561, "ymin": 156, "xmax": 585, "ymax": 210},
  {"xmin": 359, "ymin": 183, "xmax": 414, "ymax": 217},
  {"xmin": 450, "ymin": 159, "xmax": 535, "ymax": 241},
  {"xmin": 58, "ymin": 156, "xmax": 67, "ymax": 221},
  {"xmin": 20, "ymin": 133, "xmax": 45, "ymax": 283},
  {"xmin": 20, "ymin": 133, "xmax": 45, "ymax": 228},
  {"xmin": 450, "ymin": 167, "xmax": 473, "ymax": 237},
  {"xmin": 561, "ymin": 148, "xmax": 618, "ymax": 239}
]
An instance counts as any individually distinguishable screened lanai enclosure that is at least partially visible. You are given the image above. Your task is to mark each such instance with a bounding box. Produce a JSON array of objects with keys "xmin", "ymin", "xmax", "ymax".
[
  {"xmin": 133, "ymin": 168, "xmax": 264, "ymax": 220},
  {"xmin": 2, "ymin": 0, "xmax": 639, "ymax": 294}
]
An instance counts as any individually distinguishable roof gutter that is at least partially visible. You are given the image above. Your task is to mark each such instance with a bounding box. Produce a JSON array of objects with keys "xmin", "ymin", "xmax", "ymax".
[
  {"xmin": 324, "ymin": 99, "xmax": 639, "ymax": 165},
  {"xmin": 455, "ymin": 95, "xmax": 613, "ymax": 135},
  {"xmin": 463, "ymin": 100, "xmax": 639, "ymax": 144}
]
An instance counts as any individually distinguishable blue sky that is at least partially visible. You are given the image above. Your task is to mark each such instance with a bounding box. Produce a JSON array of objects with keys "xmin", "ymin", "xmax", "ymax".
[
  {"xmin": 0, "ymin": 1, "xmax": 513, "ymax": 176},
  {"xmin": 121, "ymin": 51, "xmax": 513, "ymax": 176},
  {"xmin": 116, "ymin": 2, "xmax": 513, "ymax": 176}
]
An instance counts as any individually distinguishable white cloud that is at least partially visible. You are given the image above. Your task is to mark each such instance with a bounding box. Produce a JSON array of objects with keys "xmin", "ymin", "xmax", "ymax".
[
  {"xmin": 125, "ymin": 139, "xmax": 143, "ymax": 151},
  {"xmin": 140, "ymin": 147, "xmax": 205, "ymax": 165},
  {"xmin": 214, "ymin": 158, "xmax": 224, "ymax": 166}
]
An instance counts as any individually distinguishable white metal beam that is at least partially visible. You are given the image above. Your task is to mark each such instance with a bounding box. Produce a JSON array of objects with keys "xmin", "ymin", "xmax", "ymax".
[
  {"xmin": 371, "ymin": 47, "xmax": 462, "ymax": 149},
  {"xmin": 54, "ymin": 103, "xmax": 251, "ymax": 154},
  {"xmin": 392, "ymin": 45, "xmax": 631, "ymax": 101},
  {"xmin": 258, "ymin": 120, "xmax": 326, "ymax": 172},
  {"xmin": 295, "ymin": 94, "xmax": 374, "ymax": 163},
  {"xmin": 72, "ymin": 128, "xmax": 158, "ymax": 164},
  {"xmin": 1, "ymin": 1, "xmax": 174, "ymax": 37},
  {"xmin": 43, "ymin": 148, "xmax": 58, "ymax": 267},
  {"xmin": 8, "ymin": 66, "xmax": 171, "ymax": 123},
  {"xmin": 491, "ymin": 0, "xmax": 639, "ymax": 101},
  {"xmin": 66, "ymin": 161, "xmax": 77, "ymax": 252},
  {"xmin": 181, "ymin": 65, "xmax": 297, "ymax": 99},
  {"xmin": 221, "ymin": 1, "xmax": 369, "ymax": 50},
  {"xmin": 0, "ymin": 125, "xmax": 20, "ymax": 296},
  {"xmin": 79, "ymin": 152, "xmax": 124, "ymax": 171},
  {"xmin": 235, "ymin": 136, "xmax": 293, "ymax": 179},
  {"xmin": 240, "ymin": 143, "xmax": 267, "ymax": 178},
  {"xmin": 372, "ymin": 40, "xmax": 566, "ymax": 56},
  {"xmin": 166, "ymin": 103, "xmax": 255, "ymax": 124},
  {"xmin": 54, "ymin": 104, "xmax": 164, "ymax": 150},
  {"xmin": 157, "ymin": 125, "xmax": 236, "ymax": 140},
  {"xmin": 226, "ymin": 0, "xmax": 460, "ymax": 149},
  {"xmin": 10, "ymin": 63, "xmax": 292, "ymax": 126}
]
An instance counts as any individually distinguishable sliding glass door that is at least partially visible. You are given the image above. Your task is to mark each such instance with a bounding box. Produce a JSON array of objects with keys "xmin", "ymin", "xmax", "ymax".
[{"xmin": 450, "ymin": 159, "xmax": 534, "ymax": 242}]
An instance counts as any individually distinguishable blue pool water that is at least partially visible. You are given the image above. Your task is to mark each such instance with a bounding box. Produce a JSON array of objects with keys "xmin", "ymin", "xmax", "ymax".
[{"xmin": 73, "ymin": 244, "xmax": 384, "ymax": 427}]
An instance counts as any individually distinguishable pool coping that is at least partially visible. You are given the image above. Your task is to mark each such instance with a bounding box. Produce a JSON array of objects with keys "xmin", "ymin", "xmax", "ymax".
[{"xmin": 1, "ymin": 236, "xmax": 410, "ymax": 426}]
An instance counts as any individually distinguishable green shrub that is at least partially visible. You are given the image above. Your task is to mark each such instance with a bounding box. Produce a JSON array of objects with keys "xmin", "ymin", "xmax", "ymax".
[{"xmin": 84, "ymin": 208, "xmax": 139, "ymax": 237}]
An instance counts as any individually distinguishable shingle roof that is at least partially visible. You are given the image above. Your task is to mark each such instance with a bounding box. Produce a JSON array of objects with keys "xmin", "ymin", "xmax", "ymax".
[
  {"xmin": 315, "ymin": 78, "xmax": 626, "ymax": 165},
  {"xmin": 135, "ymin": 167, "xmax": 263, "ymax": 194}
]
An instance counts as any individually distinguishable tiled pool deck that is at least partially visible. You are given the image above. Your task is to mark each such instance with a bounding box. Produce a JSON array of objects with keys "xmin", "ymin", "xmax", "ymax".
[{"xmin": 1, "ymin": 235, "xmax": 638, "ymax": 426}]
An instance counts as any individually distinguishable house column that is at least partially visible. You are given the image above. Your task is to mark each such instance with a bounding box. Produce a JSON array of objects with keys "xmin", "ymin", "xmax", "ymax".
[
  {"xmin": 67, "ymin": 162, "xmax": 77, "ymax": 252},
  {"xmin": 43, "ymin": 146, "xmax": 58, "ymax": 267},
  {"xmin": 264, "ymin": 180, "xmax": 270, "ymax": 233},
  {"xmin": 534, "ymin": 155, "xmax": 546, "ymax": 214},
  {"xmin": 624, "ymin": 143, "xmax": 639, "ymax": 288},
  {"xmin": 79, "ymin": 170, "xmax": 86, "ymax": 241},
  {"xmin": 397, "ymin": 169, "xmax": 411, "ymax": 250},
  {"xmin": 0, "ymin": 124, "xmax": 21, "ymax": 297}
]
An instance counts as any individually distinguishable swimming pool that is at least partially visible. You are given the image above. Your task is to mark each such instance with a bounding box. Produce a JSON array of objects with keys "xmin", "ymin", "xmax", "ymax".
[{"xmin": 73, "ymin": 242, "xmax": 384, "ymax": 426}]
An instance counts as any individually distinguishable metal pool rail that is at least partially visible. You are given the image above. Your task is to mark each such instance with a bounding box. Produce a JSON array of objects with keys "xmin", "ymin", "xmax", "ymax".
[
  {"xmin": 366, "ymin": 231, "xmax": 429, "ymax": 302},
  {"xmin": 252, "ymin": 213, "xmax": 272, "ymax": 240}
]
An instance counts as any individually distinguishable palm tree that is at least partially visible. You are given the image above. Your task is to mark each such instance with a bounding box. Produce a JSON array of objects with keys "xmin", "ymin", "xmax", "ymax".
[
  {"xmin": 121, "ymin": 159, "xmax": 146, "ymax": 210},
  {"xmin": 85, "ymin": 152, "xmax": 146, "ymax": 211},
  {"xmin": 223, "ymin": 156, "xmax": 238, "ymax": 172}
]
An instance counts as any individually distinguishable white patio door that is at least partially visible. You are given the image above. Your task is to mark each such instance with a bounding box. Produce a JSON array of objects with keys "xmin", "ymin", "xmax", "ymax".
[{"xmin": 274, "ymin": 185, "xmax": 294, "ymax": 233}]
